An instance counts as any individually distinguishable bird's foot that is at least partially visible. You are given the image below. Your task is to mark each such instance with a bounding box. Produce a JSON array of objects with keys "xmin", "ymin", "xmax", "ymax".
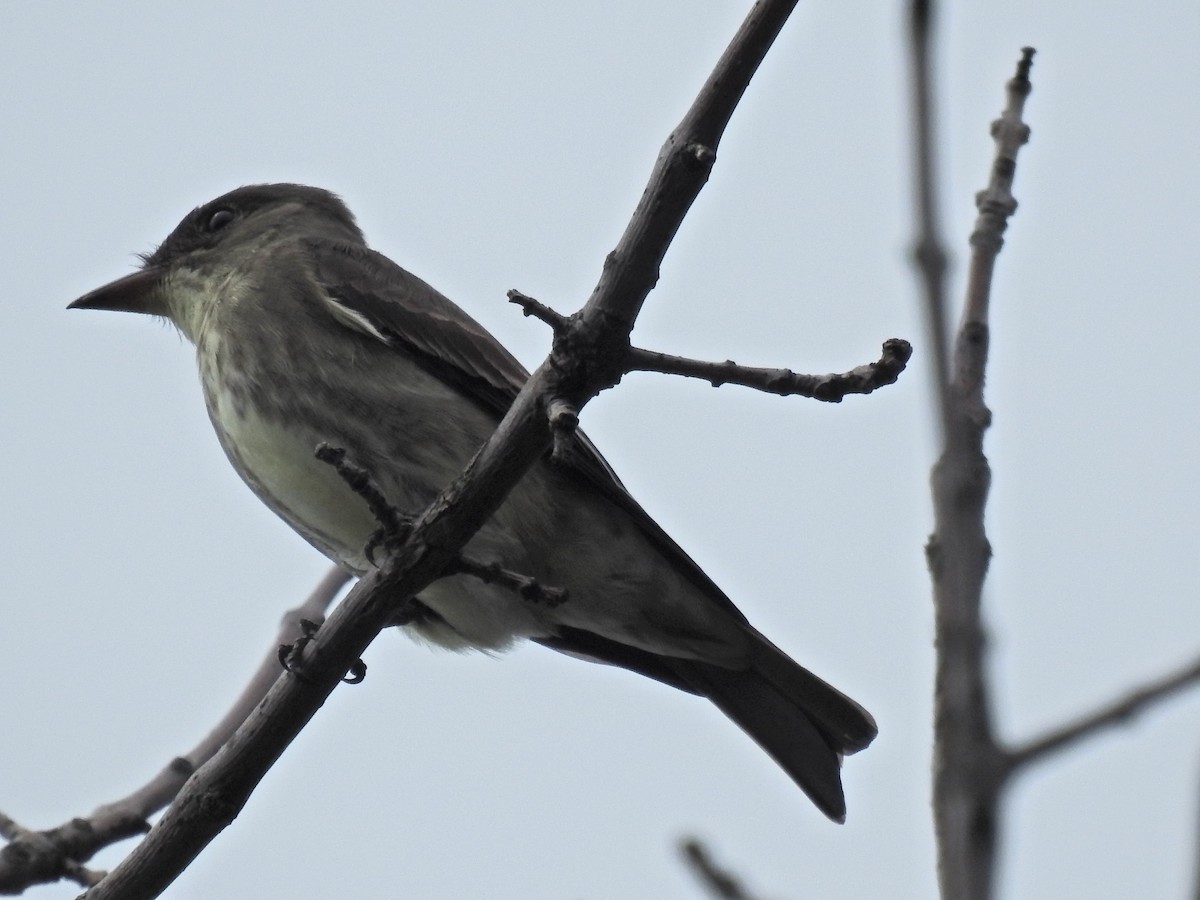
[{"xmin": 277, "ymin": 617, "xmax": 367, "ymax": 684}]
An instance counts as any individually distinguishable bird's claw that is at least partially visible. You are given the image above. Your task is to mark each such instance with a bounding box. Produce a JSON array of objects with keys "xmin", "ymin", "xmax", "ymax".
[{"xmin": 278, "ymin": 618, "xmax": 367, "ymax": 685}]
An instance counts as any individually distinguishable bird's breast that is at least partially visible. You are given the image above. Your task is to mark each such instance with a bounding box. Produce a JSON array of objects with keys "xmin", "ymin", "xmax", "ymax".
[
  {"xmin": 202, "ymin": 366, "xmax": 380, "ymax": 570},
  {"xmin": 191, "ymin": 313, "xmax": 501, "ymax": 573}
]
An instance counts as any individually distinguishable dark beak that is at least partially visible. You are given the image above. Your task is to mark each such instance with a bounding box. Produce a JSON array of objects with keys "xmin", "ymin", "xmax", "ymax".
[{"xmin": 69, "ymin": 267, "xmax": 167, "ymax": 316}]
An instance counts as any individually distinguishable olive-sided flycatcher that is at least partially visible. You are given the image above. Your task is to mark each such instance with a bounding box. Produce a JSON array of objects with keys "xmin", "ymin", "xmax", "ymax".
[{"xmin": 70, "ymin": 184, "xmax": 876, "ymax": 821}]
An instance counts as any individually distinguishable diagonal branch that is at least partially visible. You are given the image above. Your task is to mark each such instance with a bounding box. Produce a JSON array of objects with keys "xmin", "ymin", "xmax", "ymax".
[
  {"xmin": 0, "ymin": 810, "xmax": 120, "ymax": 892},
  {"xmin": 1006, "ymin": 655, "xmax": 1200, "ymax": 773},
  {"xmin": 679, "ymin": 837, "xmax": 764, "ymax": 900},
  {"xmin": 0, "ymin": 565, "xmax": 350, "ymax": 895},
  {"xmin": 76, "ymin": 3, "xmax": 803, "ymax": 897}
]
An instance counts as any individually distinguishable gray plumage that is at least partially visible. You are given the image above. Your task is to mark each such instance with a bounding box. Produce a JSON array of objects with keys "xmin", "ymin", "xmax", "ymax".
[{"xmin": 71, "ymin": 184, "xmax": 876, "ymax": 821}]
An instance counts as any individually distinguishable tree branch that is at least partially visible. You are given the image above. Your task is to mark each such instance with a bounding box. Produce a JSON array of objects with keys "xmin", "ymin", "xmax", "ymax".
[
  {"xmin": 925, "ymin": 46, "xmax": 1035, "ymax": 900},
  {"xmin": 1007, "ymin": 655, "xmax": 1200, "ymax": 773},
  {"xmin": 626, "ymin": 338, "xmax": 911, "ymax": 401},
  {"xmin": 0, "ymin": 811, "xmax": 120, "ymax": 893},
  {"xmin": 907, "ymin": 0, "xmax": 953, "ymax": 428},
  {"xmin": 513, "ymin": 287, "xmax": 912, "ymax": 402},
  {"xmin": 679, "ymin": 837, "xmax": 764, "ymax": 900},
  {"xmin": 450, "ymin": 556, "xmax": 568, "ymax": 607},
  {"xmin": 0, "ymin": 566, "xmax": 350, "ymax": 896}
]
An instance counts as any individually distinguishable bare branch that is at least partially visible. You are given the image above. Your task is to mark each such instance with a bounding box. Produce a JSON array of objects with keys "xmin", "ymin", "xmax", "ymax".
[
  {"xmin": 907, "ymin": 0, "xmax": 953, "ymax": 426},
  {"xmin": 679, "ymin": 837, "xmax": 764, "ymax": 900},
  {"xmin": 627, "ymin": 338, "xmax": 911, "ymax": 401},
  {"xmin": 0, "ymin": 566, "xmax": 350, "ymax": 896},
  {"xmin": 451, "ymin": 557, "xmax": 568, "ymax": 607},
  {"xmin": 513, "ymin": 288, "xmax": 912, "ymax": 404},
  {"xmin": 179, "ymin": 566, "xmax": 351, "ymax": 768},
  {"xmin": 926, "ymin": 46, "xmax": 1035, "ymax": 900},
  {"xmin": 1007, "ymin": 655, "xmax": 1200, "ymax": 772},
  {"xmin": 0, "ymin": 811, "xmax": 117, "ymax": 893},
  {"xmin": 77, "ymin": 5, "xmax": 803, "ymax": 897},
  {"xmin": 508, "ymin": 289, "xmax": 569, "ymax": 331},
  {"xmin": 962, "ymin": 49, "xmax": 1035, "ymax": 333}
]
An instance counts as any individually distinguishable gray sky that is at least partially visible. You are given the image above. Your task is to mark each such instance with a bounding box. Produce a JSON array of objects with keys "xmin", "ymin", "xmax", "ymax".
[{"xmin": 3, "ymin": 3, "xmax": 1198, "ymax": 898}]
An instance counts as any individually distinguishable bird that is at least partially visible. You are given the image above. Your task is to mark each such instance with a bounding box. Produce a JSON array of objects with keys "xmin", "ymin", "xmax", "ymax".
[{"xmin": 70, "ymin": 183, "xmax": 876, "ymax": 821}]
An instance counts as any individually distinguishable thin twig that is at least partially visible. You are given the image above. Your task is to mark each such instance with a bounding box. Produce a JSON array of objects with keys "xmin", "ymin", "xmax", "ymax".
[
  {"xmin": 679, "ymin": 837, "xmax": 763, "ymax": 900},
  {"xmin": 451, "ymin": 557, "xmax": 569, "ymax": 607},
  {"xmin": 315, "ymin": 443, "xmax": 409, "ymax": 566},
  {"xmin": 908, "ymin": 0, "xmax": 952, "ymax": 428},
  {"xmin": 1007, "ymin": 655, "xmax": 1200, "ymax": 772},
  {"xmin": 926, "ymin": 47, "xmax": 1035, "ymax": 900},
  {"xmin": 0, "ymin": 566, "xmax": 351, "ymax": 896},
  {"xmin": 514, "ymin": 286, "xmax": 912, "ymax": 404},
  {"xmin": 507, "ymin": 289, "xmax": 569, "ymax": 331},
  {"xmin": 627, "ymin": 338, "xmax": 911, "ymax": 401}
]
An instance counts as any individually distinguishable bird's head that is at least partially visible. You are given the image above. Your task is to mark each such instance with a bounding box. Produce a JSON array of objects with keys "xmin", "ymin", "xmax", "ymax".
[{"xmin": 69, "ymin": 184, "xmax": 364, "ymax": 333}]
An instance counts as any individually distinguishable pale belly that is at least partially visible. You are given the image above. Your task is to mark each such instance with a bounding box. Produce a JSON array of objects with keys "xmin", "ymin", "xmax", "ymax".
[
  {"xmin": 200, "ymin": 368, "xmax": 563, "ymax": 650},
  {"xmin": 196, "ymin": 346, "xmax": 746, "ymax": 663},
  {"xmin": 208, "ymin": 389, "xmax": 380, "ymax": 571}
]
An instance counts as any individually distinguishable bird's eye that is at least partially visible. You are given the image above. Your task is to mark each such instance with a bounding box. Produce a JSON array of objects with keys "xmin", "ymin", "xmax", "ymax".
[{"xmin": 206, "ymin": 208, "xmax": 236, "ymax": 231}]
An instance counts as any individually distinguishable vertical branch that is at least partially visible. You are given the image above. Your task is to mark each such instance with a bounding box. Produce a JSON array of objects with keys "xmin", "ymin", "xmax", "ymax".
[
  {"xmin": 907, "ymin": 0, "xmax": 952, "ymax": 428},
  {"xmin": 925, "ymin": 48, "xmax": 1035, "ymax": 900}
]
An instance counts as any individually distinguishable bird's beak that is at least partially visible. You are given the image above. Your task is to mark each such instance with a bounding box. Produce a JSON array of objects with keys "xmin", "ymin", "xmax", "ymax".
[{"xmin": 69, "ymin": 267, "xmax": 168, "ymax": 316}]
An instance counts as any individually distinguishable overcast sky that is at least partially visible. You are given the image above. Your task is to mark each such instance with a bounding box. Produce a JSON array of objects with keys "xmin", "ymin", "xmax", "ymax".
[{"xmin": 3, "ymin": 3, "xmax": 1198, "ymax": 898}]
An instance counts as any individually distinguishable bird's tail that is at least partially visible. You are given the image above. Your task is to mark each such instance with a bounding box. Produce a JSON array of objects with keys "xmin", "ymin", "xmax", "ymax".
[
  {"xmin": 671, "ymin": 630, "xmax": 877, "ymax": 822},
  {"xmin": 535, "ymin": 626, "xmax": 876, "ymax": 821}
]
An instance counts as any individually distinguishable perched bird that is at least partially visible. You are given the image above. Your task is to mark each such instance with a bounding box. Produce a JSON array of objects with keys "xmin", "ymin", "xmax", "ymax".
[{"xmin": 70, "ymin": 184, "xmax": 876, "ymax": 820}]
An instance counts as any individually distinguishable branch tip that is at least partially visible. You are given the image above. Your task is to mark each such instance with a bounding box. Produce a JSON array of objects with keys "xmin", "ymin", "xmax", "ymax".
[
  {"xmin": 626, "ymin": 339, "xmax": 910, "ymax": 402},
  {"xmin": 679, "ymin": 837, "xmax": 760, "ymax": 900}
]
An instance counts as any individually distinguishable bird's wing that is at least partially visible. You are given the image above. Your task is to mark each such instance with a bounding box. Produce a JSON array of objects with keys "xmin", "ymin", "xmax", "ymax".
[
  {"xmin": 305, "ymin": 238, "xmax": 745, "ymax": 620},
  {"xmin": 308, "ymin": 239, "xmax": 531, "ymax": 419}
]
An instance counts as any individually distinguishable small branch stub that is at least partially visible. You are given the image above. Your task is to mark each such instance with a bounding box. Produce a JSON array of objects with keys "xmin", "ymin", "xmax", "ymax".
[
  {"xmin": 507, "ymin": 289, "xmax": 569, "ymax": 332},
  {"xmin": 545, "ymin": 397, "xmax": 580, "ymax": 432},
  {"xmin": 545, "ymin": 396, "xmax": 580, "ymax": 462}
]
